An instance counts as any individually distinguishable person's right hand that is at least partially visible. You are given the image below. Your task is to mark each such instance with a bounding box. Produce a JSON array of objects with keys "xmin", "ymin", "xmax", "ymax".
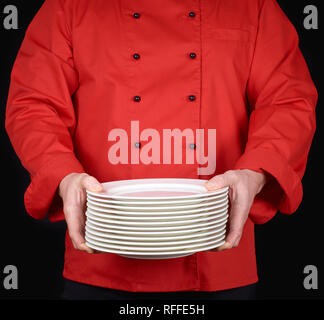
[{"xmin": 58, "ymin": 172, "xmax": 103, "ymax": 253}]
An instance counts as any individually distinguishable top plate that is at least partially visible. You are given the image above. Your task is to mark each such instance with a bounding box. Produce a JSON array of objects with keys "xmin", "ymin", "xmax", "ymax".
[{"xmin": 87, "ymin": 178, "xmax": 228, "ymax": 200}]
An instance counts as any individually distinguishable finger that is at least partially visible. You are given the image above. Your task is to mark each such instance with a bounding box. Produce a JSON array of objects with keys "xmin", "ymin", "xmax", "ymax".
[
  {"xmin": 215, "ymin": 241, "xmax": 232, "ymax": 252},
  {"xmin": 64, "ymin": 204, "xmax": 92, "ymax": 253},
  {"xmin": 223, "ymin": 202, "xmax": 249, "ymax": 249},
  {"xmin": 205, "ymin": 170, "xmax": 236, "ymax": 191},
  {"xmin": 204, "ymin": 241, "xmax": 230, "ymax": 252},
  {"xmin": 79, "ymin": 242, "xmax": 96, "ymax": 254},
  {"xmin": 70, "ymin": 234, "xmax": 96, "ymax": 254},
  {"xmin": 81, "ymin": 175, "xmax": 103, "ymax": 193},
  {"xmin": 91, "ymin": 249, "xmax": 102, "ymax": 254},
  {"xmin": 69, "ymin": 232, "xmax": 93, "ymax": 253}
]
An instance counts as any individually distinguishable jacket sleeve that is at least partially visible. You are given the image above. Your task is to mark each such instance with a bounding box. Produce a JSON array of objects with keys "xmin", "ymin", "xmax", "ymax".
[
  {"xmin": 5, "ymin": 0, "xmax": 85, "ymax": 221},
  {"xmin": 234, "ymin": 0, "xmax": 318, "ymax": 224}
]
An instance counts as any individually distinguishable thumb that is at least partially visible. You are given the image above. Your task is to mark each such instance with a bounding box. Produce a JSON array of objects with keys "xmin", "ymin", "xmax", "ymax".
[
  {"xmin": 205, "ymin": 170, "xmax": 235, "ymax": 190},
  {"xmin": 81, "ymin": 175, "xmax": 103, "ymax": 193}
]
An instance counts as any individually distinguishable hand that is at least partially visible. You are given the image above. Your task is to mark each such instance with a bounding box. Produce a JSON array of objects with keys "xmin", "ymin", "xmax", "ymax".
[
  {"xmin": 205, "ymin": 169, "xmax": 267, "ymax": 252},
  {"xmin": 59, "ymin": 172, "xmax": 103, "ymax": 253}
]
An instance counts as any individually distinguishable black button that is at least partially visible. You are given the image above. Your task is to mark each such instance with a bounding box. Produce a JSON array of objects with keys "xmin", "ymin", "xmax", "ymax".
[
  {"xmin": 189, "ymin": 143, "xmax": 196, "ymax": 150},
  {"xmin": 135, "ymin": 142, "xmax": 141, "ymax": 148},
  {"xmin": 188, "ymin": 95, "xmax": 196, "ymax": 101},
  {"xmin": 189, "ymin": 52, "xmax": 197, "ymax": 59},
  {"xmin": 133, "ymin": 13, "xmax": 141, "ymax": 19},
  {"xmin": 133, "ymin": 53, "xmax": 140, "ymax": 60},
  {"xmin": 189, "ymin": 12, "xmax": 196, "ymax": 18},
  {"xmin": 133, "ymin": 95, "xmax": 141, "ymax": 102}
]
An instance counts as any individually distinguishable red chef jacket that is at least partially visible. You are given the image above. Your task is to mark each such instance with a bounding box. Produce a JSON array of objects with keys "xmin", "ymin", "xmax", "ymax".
[{"xmin": 6, "ymin": 0, "xmax": 317, "ymax": 292}]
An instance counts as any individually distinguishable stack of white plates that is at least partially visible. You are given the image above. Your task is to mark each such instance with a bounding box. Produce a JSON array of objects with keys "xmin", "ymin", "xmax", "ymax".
[{"xmin": 85, "ymin": 178, "xmax": 229, "ymax": 259}]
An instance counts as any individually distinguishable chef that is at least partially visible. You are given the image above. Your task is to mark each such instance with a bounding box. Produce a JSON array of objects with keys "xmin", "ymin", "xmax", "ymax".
[{"xmin": 5, "ymin": 0, "xmax": 317, "ymax": 300}]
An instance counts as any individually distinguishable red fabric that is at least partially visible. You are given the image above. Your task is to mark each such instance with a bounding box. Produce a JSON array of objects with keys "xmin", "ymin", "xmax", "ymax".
[{"xmin": 5, "ymin": 0, "xmax": 317, "ymax": 292}]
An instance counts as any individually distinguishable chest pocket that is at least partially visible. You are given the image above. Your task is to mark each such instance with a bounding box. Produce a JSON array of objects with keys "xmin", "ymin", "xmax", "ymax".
[{"xmin": 206, "ymin": 27, "xmax": 253, "ymax": 83}]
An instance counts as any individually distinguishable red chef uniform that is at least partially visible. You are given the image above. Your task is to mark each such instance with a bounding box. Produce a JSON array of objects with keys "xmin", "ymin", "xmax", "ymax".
[{"xmin": 5, "ymin": 0, "xmax": 317, "ymax": 292}]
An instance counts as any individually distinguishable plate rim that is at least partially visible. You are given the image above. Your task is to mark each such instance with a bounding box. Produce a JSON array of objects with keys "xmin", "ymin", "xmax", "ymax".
[
  {"xmin": 86, "ymin": 207, "xmax": 228, "ymax": 221},
  {"xmin": 85, "ymin": 221, "xmax": 226, "ymax": 241},
  {"xmin": 86, "ymin": 201, "xmax": 229, "ymax": 215},
  {"xmin": 85, "ymin": 219, "xmax": 227, "ymax": 235},
  {"xmin": 87, "ymin": 178, "xmax": 228, "ymax": 200},
  {"xmin": 86, "ymin": 211, "xmax": 227, "ymax": 227},
  {"xmin": 85, "ymin": 228, "xmax": 226, "ymax": 246},
  {"xmin": 87, "ymin": 191, "xmax": 228, "ymax": 205},
  {"xmin": 86, "ymin": 196, "xmax": 228, "ymax": 211},
  {"xmin": 86, "ymin": 214, "xmax": 228, "ymax": 231},
  {"xmin": 85, "ymin": 237, "xmax": 225, "ymax": 255},
  {"xmin": 85, "ymin": 235, "xmax": 225, "ymax": 251}
]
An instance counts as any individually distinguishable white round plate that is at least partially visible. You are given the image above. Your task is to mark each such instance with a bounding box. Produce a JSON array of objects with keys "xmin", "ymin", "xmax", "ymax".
[
  {"xmin": 87, "ymin": 197, "xmax": 228, "ymax": 211},
  {"xmin": 87, "ymin": 198, "xmax": 228, "ymax": 212},
  {"xmin": 85, "ymin": 228, "xmax": 226, "ymax": 246},
  {"xmin": 86, "ymin": 214, "xmax": 228, "ymax": 231},
  {"xmin": 86, "ymin": 201, "xmax": 228, "ymax": 216},
  {"xmin": 85, "ymin": 238, "xmax": 225, "ymax": 258},
  {"xmin": 87, "ymin": 178, "xmax": 228, "ymax": 200},
  {"xmin": 86, "ymin": 210, "xmax": 227, "ymax": 227},
  {"xmin": 85, "ymin": 221, "xmax": 226, "ymax": 241},
  {"xmin": 85, "ymin": 219, "xmax": 227, "ymax": 236},
  {"xmin": 86, "ymin": 207, "xmax": 228, "ymax": 221},
  {"xmin": 87, "ymin": 192, "xmax": 228, "ymax": 206},
  {"xmin": 85, "ymin": 235, "xmax": 225, "ymax": 251}
]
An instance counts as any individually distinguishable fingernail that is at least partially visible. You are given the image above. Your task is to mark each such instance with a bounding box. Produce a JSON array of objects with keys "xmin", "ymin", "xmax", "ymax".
[
  {"xmin": 81, "ymin": 243, "xmax": 93, "ymax": 253},
  {"xmin": 217, "ymin": 241, "xmax": 231, "ymax": 251},
  {"xmin": 90, "ymin": 184, "xmax": 102, "ymax": 192},
  {"xmin": 206, "ymin": 181, "xmax": 217, "ymax": 190}
]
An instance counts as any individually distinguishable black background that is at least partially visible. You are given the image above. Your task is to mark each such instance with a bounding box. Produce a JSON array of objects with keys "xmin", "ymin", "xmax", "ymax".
[{"xmin": 0, "ymin": 0, "xmax": 322, "ymax": 300}]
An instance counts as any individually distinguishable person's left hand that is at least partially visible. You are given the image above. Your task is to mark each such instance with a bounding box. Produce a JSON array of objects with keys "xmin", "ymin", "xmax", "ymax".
[{"xmin": 205, "ymin": 169, "xmax": 267, "ymax": 252}]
